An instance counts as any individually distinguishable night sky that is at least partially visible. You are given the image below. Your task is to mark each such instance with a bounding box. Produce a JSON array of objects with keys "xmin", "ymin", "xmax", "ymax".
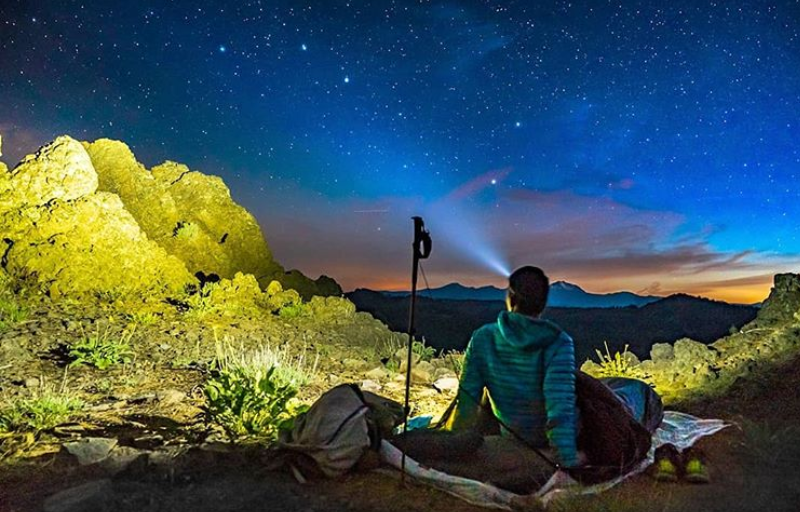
[{"xmin": 2, "ymin": 1, "xmax": 800, "ymax": 303}]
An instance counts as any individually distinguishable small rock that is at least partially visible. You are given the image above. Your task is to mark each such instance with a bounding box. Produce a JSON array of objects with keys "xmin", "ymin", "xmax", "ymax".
[
  {"xmin": 43, "ymin": 479, "xmax": 112, "ymax": 512},
  {"xmin": 100, "ymin": 446, "xmax": 146, "ymax": 476},
  {"xmin": 132, "ymin": 434, "xmax": 165, "ymax": 450},
  {"xmin": 365, "ymin": 366, "xmax": 389, "ymax": 381},
  {"xmin": 343, "ymin": 358, "xmax": 367, "ymax": 371},
  {"xmin": 64, "ymin": 437, "xmax": 118, "ymax": 466},
  {"xmin": 410, "ymin": 366, "xmax": 433, "ymax": 385},
  {"xmin": 156, "ymin": 388, "xmax": 185, "ymax": 406},
  {"xmin": 433, "ymin": 377, "xmax": 460, "ymax": 393},
  {"xmin": 361, "ymin": 380, "xmax": 381, "ymax": 393},
  {"xmin": 24, "ymin": 377, "xmax": 41, "ymax": 388}
]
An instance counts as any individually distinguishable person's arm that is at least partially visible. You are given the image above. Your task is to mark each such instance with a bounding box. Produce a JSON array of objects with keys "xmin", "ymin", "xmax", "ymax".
[
  {"xmin": 448, "ymin": 331, "xmax": 485, "ymax": 430},
  {"xmin": 543, "ymin": 333, "xmax": 579, "ymax": 467}
]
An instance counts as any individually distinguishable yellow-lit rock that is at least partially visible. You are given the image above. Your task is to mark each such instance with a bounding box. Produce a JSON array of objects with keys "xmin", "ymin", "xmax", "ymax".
[
  {"xmin": 5, "ymin": 136, "xmax": 98, "ymax": 208},
  {"xmin": 83, "ymin": 138, "xmax": 341, "ymax": 298},
  {"xmin": 0, "ymin": 136, "xmax": 193, "ymax": 298},
  {"xmin": 84, "ymin": 139, "xmax": 280, "ymax": 285}
]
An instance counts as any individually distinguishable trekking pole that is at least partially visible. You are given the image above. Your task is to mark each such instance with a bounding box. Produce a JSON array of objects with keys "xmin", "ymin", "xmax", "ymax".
[{"xmin": 401, "ymin": 216, "xmax": 432, "ymax": 485}]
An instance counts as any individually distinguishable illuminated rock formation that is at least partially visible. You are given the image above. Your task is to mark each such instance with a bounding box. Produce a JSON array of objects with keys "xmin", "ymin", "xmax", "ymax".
[
  {"xmin": 584, "ymin": 273, "xmax": 800, "ymax": 403},
  {"xmin": 83, "ymin": 138, "xmax": 340, "ymax": 298},
  {"xmin": 0, "ymin": 136, "xmax": 193, "ymax": 298}
]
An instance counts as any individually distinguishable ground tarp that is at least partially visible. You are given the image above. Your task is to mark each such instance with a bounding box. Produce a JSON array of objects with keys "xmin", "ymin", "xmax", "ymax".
[{"xmin": 379, "ymin": 411, "xmax": 728, "ymax": 509}]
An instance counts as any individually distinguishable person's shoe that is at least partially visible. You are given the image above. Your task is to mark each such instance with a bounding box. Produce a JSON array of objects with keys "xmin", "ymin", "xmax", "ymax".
[
  {"xmin": 650, "ymin": 443, "xmax": 682, "ymax": 482},
  {"xmin": 683, "ymin": 447, "xmax": 710, "ymax": 484}
]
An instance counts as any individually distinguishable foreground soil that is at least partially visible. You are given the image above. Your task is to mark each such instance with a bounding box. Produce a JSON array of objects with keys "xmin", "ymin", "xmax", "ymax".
[{"xmin": 3, "ymin": 353, "xmax": 800, "ymax": 512}]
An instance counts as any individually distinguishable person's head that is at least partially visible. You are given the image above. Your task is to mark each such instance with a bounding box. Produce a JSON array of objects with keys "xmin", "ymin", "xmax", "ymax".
[{"xmin": 506, "ymin": 266, "xmax": 549, "ymax": 317}]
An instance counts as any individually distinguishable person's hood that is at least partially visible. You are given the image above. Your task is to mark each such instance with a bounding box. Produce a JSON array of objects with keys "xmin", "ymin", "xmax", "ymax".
[{"xmin": 496, "ymin": 311, "xmax": 563, "ymax": 350}]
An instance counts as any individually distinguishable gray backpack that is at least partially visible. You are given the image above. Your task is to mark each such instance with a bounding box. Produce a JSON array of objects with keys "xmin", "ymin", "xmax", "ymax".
[{"xmin": 272, "ymin": 384, "xmax": 402, "ymax": 480}]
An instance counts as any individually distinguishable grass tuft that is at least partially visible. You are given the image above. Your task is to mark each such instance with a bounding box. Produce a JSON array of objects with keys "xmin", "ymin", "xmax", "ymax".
[
  {"xmin": 69, "ymin": 324, "xmax": 134, "ymax": 370},
  {"xmin": 203, "ymin": 339, "xmax": 317, "ymax": 441}
]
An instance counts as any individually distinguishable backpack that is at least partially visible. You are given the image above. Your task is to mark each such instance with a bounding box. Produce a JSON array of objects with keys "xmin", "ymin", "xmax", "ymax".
[
  {"xmin": 571, "ymin": 371, "xmax": 663, "ymax": 484},
  {"xmin": 271, "ymin": 384, "xmax": 402, "ymax": 480}
]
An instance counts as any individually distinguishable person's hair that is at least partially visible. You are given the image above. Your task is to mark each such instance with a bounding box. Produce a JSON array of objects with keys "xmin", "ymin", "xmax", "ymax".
[{"xmin": 508, "ymin": 266, "xmax": 549, "ymax": 316}]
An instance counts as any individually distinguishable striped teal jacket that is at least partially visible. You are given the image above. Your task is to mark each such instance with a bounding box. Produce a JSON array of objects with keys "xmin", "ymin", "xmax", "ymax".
[{"xmin": 452, "ymin": 311, "xmax": 579, "ymax": 468}]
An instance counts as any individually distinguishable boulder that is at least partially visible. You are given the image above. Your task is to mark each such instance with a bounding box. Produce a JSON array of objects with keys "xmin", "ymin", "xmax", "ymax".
[
  {"xmin": 64, "ymin": 437, "xmax": 118, "ymax": 466},
  {"xmin": 751, "ymin": 273, "xmax": 800, "ymax": 327},
  {"xmin": 0, "ymin": 136, "xmax": 193, "ymax": 298},
  {"xmin": 84, "ymin": 140, "xmax": 281, "ymax": 285},
  {"xmin": 83, "ymin": 138, "xmax": 341, "ymax": 298},
  {"xmin": 1, "ymin": 136, "xmax": 97, "ymax": 210}
]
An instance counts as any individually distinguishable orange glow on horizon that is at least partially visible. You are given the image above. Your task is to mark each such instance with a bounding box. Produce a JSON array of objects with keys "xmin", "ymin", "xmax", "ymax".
[{"xmin": 357, "ymin": 276, "xmax": 774, "ymax": 305}]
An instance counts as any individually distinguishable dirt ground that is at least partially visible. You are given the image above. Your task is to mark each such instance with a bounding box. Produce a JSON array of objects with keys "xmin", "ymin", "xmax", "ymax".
[{"xmin": 4, "ymin": 355, "xmax": 800, "ymax": 512}]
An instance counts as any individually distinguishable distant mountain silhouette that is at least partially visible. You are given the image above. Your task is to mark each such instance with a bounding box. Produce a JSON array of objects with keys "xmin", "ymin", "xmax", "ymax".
[
  {"xmin": 380, "ymin": 281, "xmax": 659, "ymax": 308},
  {"xmin": 346, "ymin": 290, "xmax": 757, "ymax": 364}
]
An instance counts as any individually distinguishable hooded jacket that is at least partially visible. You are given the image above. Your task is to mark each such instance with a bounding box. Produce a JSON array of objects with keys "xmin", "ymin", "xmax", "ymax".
[{"xmin": 452, "ymin": 311, "xmax": 579, "ymax": 468}]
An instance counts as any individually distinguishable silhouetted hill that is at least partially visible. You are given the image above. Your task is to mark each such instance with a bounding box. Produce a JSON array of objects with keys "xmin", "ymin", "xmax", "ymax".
[
  {"xmin": 346, "ymin": 290, "xmax": 758, "ymax": 363},
  {"xmin": 381, "ymin": 281, "xmax": 659, "ymax": 308}
]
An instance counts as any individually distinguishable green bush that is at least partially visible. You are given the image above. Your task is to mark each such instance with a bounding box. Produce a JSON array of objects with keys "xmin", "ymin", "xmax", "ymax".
[
  {"xmin": 204, "ymin": 365, "xmax": 300, "ymax": 441},
  {"xmin": 412, "ymin": 339, "xmax": 436, "ymax": 362},
  {"xmin": 0, "ymin": 386, "xmax": 83, "ymax": 434},
  {"xmin": 203, "ymin": 342, "xmax": 316, "ymax": 441},
  {"xmin": 0, "ymin": 293, "xmax": 28, "ymax": 332},
  {"xmin": 69, "ymin": 325, "xmax": 134, "ymax": 370},
  {"xmin": 278, "ymin": 303, "xmax": 306, "ymax": 318},
  {"xmin": 444, "ymin": 350, "xmax": 465, "ymax": 376},
  {"xmin": 591, "ymin": 342, "xmax": 647, "ymax": 381}
]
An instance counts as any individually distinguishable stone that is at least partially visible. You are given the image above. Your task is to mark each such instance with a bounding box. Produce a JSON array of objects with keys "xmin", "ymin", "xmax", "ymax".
[
  {"xmin": 0, "ymin": 136, "xmax": 194, "ymax": 299},
  {"xmin": 99, "ymin": 445, "xmax": 147, "ymax": 476},
  {"xmin": 84, "ymin": 140, "xmax": 276, "ymax": 282},
  {"xmin": 3, "ymin": 136, "xmax": 97, "ymax": 209},
  {"xmin": 410, "ymin": 365, "xmax": 433, "ymax": 385},
  {"xmin": 43, "ymin": 479, "xmax": 113, "ymax": 512},
  {"xmin": 343, "ymin": 358, "xmax": 367, "ymax": 371},
  {"xmin": 63, "ymin": 437, "xmax": 118, "ymax": 466},
  {"xmin": 24, "ymin": 377, "xmax": 41, "ymax": 388},
  {"xmin": 650, "ymin": 343, "xmax": 674, "ymax": 362},
  {"xmin": 361, "ymin": 379, "xmax": 381, "ymax": 393},
  {"xmin": 156, "ymin": 388, "xmax": 185, "ymax": 406},
  {"xmin": 433, "ymin": 377, "xmax": 459, "ymax": 393},
  {"xmin": 365, "ymin": 366, "xmax": 389, "ymax": 381}
]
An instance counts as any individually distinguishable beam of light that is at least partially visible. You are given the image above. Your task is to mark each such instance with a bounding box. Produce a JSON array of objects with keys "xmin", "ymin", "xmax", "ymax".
[{"xmin": 425, "ymin": 168, "xmax": 512, "ymax": 279}]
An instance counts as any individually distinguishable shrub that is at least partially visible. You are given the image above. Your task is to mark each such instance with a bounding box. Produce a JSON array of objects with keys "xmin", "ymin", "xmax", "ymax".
[
  {"xmin": 69, "ymin": 324, "xmax": 134, "ymax": 370},
  {"xmin": 0, "ymin": 293, "xmax": 28, "ymax": 332},
  {"xmin": 203, "ymin": 341, "xmax": 317, "ymax": 441},
  {"xmin": 412, "ymin": 339, "xmax": 436, "ymax": 362},
  {"xmin": 591, "ymin": 342, "xmax": 647, "ymax": 381},
  {"xmin": 0, "ymin": 381, "xmax": 83, "ymax": 434},
  {"xmin": 444, "ymin": 350, "xmax": 465, "ymax": 376},
  {"xmin": 173, "ymin": 221, "xmax": 200, "ymax": 239},
  {"xmin": 126, "ymin": 311, "xmax": 159, "ymax": 326}
]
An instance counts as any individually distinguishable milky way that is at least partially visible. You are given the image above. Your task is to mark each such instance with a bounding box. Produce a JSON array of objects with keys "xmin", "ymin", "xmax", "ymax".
[{"xmin": 2, "ymin": 1, "xmax": 799, "ymax": 302}]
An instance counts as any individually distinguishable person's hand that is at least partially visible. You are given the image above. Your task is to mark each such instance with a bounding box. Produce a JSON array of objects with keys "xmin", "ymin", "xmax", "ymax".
[{"xmin": 550, "ymin": 469, "xmax": 579, "ymax": 488}]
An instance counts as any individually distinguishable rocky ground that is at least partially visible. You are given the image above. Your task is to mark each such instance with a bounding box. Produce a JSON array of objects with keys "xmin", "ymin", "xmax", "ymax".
[{"xmin": 2, "ymin": 287, "xmax": 800, "ymax": 512}]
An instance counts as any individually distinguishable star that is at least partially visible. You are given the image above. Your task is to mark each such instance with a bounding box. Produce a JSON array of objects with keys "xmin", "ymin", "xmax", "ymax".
[
  {"xmin": 301, "ymin": 44, "xmax": 307, "ymax": 51},
  {"xmin": 218, "ymin": 45, "xmax": 227, "ymax": 53},
  {"xmin": 344, "ymin": 76, "xmax": 350, "ymax": 83}
]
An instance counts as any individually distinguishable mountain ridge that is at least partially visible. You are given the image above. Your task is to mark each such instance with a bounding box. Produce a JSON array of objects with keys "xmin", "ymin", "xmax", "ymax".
[{"xmin": 374, "ymin": 280, "xmax": 661, "ymax": 308}]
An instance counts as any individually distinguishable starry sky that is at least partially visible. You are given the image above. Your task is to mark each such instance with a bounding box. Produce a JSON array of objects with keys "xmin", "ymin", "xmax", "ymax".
[{"xmin": 2, "ymin": 0, "xmax": 800, "ymax": 303}]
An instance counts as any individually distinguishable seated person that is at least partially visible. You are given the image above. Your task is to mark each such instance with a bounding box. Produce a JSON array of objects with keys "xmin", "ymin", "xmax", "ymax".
[{"xmin": 449, "ymin": 265, "xmax": 579, "ymax": 470}]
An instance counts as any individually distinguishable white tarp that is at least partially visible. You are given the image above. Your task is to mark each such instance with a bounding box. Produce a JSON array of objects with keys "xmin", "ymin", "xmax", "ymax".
[{"xmin": 379, "ymin": 411, "xmax": 728, "ymax": 509}]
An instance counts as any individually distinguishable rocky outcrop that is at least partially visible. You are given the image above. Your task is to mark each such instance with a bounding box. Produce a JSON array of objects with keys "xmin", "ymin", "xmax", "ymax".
[
  {"xmin": 747, "ymin": 273, "xmax": 800, "ymax": 328},
  {"xmin": 83, "ymin": 139, "xmax": 340, "ymax": 298},
  {"xmin": 83, "ymin": 139, "xmax": 280, "ymax": 284},
  {"xmin": 0, "ymin": 136, "xmax": 193, "ymax": 298},
  {"xmin": 583, "ymin": 273, "xmax": 800, "ymax": 403}
]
